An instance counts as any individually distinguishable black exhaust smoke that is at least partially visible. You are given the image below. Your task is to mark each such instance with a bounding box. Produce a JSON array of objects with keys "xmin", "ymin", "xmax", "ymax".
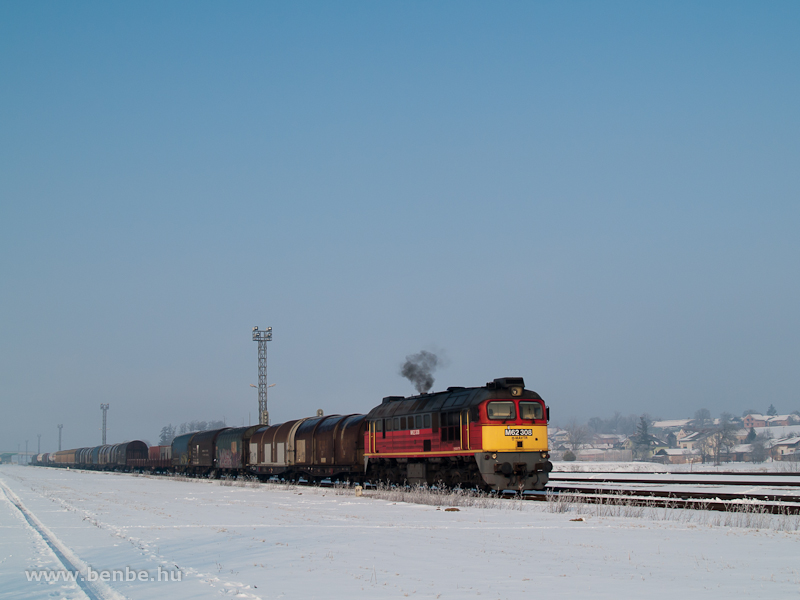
[{"xmin": 400, "ymin": 350, "xmax": 439, "ymax": 394}]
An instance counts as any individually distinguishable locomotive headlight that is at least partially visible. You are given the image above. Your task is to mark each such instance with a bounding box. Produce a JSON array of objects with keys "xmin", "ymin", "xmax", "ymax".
[{"xmin": 510, "ymin": 387, "xmax": 522, "ymax": 397}]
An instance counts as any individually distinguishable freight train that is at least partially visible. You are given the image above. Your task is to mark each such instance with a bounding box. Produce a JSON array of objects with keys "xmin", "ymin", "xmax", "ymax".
[{"xmin": 34, "ymin": 377, "xmax": 552, "ymax": 491}]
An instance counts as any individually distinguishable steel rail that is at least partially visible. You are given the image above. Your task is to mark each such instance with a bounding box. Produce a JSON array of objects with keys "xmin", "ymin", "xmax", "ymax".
[
  {"xmin": 549, "ymin": 473, "xmax": 800, "ymax": 487},
  {"xmin": 518, "ymin": 489, "xmax": 800, "ymax": 515}
]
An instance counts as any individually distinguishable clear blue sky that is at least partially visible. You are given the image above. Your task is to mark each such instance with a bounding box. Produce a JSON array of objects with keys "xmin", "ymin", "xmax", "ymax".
[{"xmin": 2, "ymin": 2, "xmax": 799, "ymax": 450}]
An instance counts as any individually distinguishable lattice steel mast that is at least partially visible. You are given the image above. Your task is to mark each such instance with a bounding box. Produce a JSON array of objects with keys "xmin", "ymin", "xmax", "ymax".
[
  {"xmin": 252, "ymin": 326, "xmax": 273, "ymax": 425},
  {"xmin": 100, "ymin": 403, "xmax": 109, "ymax": 445}
]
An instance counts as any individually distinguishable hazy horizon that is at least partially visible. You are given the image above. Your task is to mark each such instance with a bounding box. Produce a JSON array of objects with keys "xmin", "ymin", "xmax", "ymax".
[{"xmin": 2, "ymin": 2, "xmax": 799, "ymax": 453}]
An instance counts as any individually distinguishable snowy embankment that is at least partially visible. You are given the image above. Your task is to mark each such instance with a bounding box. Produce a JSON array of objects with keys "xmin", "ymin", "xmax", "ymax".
[{"xmin": 2, "ymin": 465, "xmax": 800, "ymax": 600}]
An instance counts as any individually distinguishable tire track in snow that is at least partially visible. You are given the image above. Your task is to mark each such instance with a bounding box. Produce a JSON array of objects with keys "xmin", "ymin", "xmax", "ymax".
[{"xmin": 0, "ymin": 479, "xmax": 127, "ymax": 600}]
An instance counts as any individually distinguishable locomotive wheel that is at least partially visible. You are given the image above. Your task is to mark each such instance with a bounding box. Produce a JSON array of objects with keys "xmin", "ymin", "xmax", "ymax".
[{"xmin": 447, "ymin": 469, "xmax": 464, "ymax": 487}]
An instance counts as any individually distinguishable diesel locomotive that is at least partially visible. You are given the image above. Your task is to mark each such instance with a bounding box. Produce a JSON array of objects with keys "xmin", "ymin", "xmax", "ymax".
[{"xmin": 36, "ymin": 377, "xmax": 552, "ymax": 492}]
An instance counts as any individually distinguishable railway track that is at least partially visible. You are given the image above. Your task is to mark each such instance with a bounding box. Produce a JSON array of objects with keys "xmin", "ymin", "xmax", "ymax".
[
  {"xmin": 548, "ymin": 472, "xmax": 800, "ymax": 486},
  {"xmin": 519, "ymin": 471, "xmax": 800, "ymax": 515},
  {"xmin": 316, "ymin": 470, "xmax": 800, "ymax": 515},
  {"xmin": 40, "ymin": 465, "xmax": 800, "ymax": 516}
]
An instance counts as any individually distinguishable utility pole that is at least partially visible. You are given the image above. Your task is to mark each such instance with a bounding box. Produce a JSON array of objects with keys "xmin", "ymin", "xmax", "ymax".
[
  {"xmin": 25, "ymin": 440, "xmax": 28, "ymax": 465},
  {"xmin": 58, "ymin": 424, "xmax": 63, "ymax": 451},
  {"xmin": 37, "ymin": 434, "xmax": 41, "ymax": 455},
  {"xmin": 100, "ymin": 404, "xmax": 109, "ymax": 445},
  {"xmin": 252, "ymin": 326, "xmax": 272, "ymax": 425}
]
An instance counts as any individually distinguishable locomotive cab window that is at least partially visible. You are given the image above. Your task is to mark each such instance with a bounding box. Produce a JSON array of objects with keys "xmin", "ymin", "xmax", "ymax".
[
  {"xmin": 519, "ymin": 401, "xmax": 544, "ymax": 421},
  {"xmin": 486, "ymin": 401, "xmax": 516, "ymax": 420}
]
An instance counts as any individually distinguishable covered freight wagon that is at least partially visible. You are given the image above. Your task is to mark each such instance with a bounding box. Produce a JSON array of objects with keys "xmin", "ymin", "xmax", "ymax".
[
  {"xmin": 108, "ymin": 441, "xmax": 148, "ymax": 467},
  {"xmin": 189, "ymin": 428, "xmax": 229, "ymax": 469},
  {"xmin": 172, "ymin": 432, "xmax": 196, "ymax": 468},
  {"xmin": 293, "ymin": 414, "xmax": 367, "ymax": 472},
  {"xmin": 249, "ymin": 419, "xmax": 306, "ymax": 474},
  {"xmin": 216, "ymin": 426, "xmax": 263, "ymax": 471}
]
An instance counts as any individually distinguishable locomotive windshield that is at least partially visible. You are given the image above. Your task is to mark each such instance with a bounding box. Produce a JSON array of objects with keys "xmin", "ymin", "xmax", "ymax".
[
  {"xmin": 519, "ymin": 401, "xmax": 544, "ymax": 421},
  {"xmin": 486, "ymin": 401, "xmax": 516, "ymax": 420}
]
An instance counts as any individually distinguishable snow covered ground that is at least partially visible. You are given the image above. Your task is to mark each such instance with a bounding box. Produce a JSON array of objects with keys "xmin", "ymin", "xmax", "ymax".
[{"xmin": 2, "ymin": 464, "xmax": 800, "ymax": 600}]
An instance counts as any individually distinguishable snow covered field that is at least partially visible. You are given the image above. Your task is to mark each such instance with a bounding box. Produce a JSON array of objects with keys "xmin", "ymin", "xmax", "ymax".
[{"xmin": 2, "ymin": 465, "xmax": 800, "ymax": 600}]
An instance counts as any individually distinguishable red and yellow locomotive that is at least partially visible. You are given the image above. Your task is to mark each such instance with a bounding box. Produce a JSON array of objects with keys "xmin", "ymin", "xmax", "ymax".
[{"xmin": 364, "ymin": 377, "xmax": 552, "ymax": 491}]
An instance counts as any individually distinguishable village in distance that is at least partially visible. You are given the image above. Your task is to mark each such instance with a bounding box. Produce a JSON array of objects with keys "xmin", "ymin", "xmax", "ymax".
[{"xmin": 551, "ymin": 407, "xmax": 800, "ymax": 465}]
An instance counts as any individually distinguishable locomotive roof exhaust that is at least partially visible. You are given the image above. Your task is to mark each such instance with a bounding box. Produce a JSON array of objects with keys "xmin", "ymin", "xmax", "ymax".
[
  {"xmin": 382, "ymin": 377, "xmax": 527, "ymax": 403},
  {"xmin": 486, "ymin": 377, "xmax": 525, "ymax": 390}
]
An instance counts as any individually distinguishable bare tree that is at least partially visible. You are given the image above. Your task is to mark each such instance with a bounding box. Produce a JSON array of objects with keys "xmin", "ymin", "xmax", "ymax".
[
  {"xmin": 566, "ymin": 419, "xmax": 591, "ymax": 452},
  {"xmin": 710, "ymin": 422, "xmax": 738, "ymax": 465},
  {"xmin": 750, "ymin": 433, "xmax": 771, "ymax": 463},
  {"xmin": 693, "ymin": 408, "xmax": 712, "ymax": 429},
  {"xmin": 697, "ymin": 436, "xmax": 712, "ymax": 464},
  {"xmin": 609, "ymin": 411, "xmax": 622, "ymax": 433},
  {"xmin": 587, "ymin": 417, "xmax": 604, "ymax": 433}
]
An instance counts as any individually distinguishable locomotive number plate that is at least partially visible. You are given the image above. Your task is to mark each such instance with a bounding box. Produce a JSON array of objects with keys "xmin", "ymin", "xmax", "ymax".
[{"xmin": 504, "ymin": 428, "xmax": 533, "ymax": 437}]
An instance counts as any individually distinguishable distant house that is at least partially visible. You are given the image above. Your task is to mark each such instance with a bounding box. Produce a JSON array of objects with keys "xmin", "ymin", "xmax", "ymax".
[
  {"xmin": 653, "ymin": 448, "xmax": 701, "ymax": 464},
  {"xmin": 589, "ymin": 434, "xmax": 627, "ymax": 449},
  {"xmin": 678, "ymin": 431, "xmax": 710, "ymax": 451},
  {"xmin": 728, "ymin": 444, "xmax": 753, "ymax": 462},
  {"xmin": 767, "ymin": 438, "xmax": 800, "ymax": 460},
  {"xmin": 732, "ymin": 428, "xmax": 751, "ymax": 443},
  {"xmin": 743, "ymin": 414, "xmax": 768, "ymax": 428},
  {"xmin": 621, "ymin": 435, "xmax": 668, "ymax": 460},
  {"xmin": 675, "ymin": 428, "xmax": 694, "ymax": 441},
  {"xmin": 744, "ymin": 414, "xmax": 793, "ymax": 428},
  {"xmin": 651, "ymin": 419, "xmax": 692, "ymax": 431}
]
